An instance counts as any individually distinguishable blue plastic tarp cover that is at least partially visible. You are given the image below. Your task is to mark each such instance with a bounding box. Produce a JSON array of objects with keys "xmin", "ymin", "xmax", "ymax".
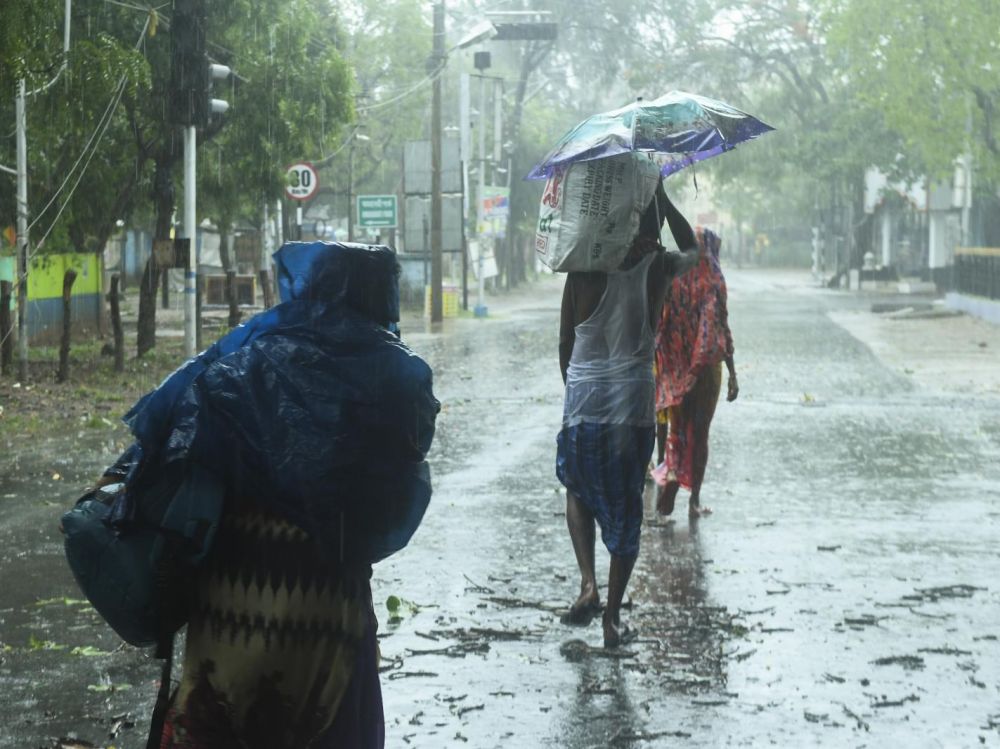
[{"xmin": 110, "ymin": 241, "xmax": 438, "ymax": 563}]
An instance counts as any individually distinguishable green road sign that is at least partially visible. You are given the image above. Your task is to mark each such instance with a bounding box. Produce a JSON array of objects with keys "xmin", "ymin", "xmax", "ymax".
[{"xmin": 357, "ymin": 194, "xmax": 398, "ymax": 229}]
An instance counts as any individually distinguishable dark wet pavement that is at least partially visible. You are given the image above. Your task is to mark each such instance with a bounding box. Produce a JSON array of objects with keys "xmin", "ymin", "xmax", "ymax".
[{"xmin": 2, "ymin": 269, "xmax": 999, "ymax": 747}]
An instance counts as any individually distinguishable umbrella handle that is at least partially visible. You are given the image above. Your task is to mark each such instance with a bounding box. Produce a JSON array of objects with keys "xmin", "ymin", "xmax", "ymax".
[{"xmin": 654, "ymin": 185, "xmax": 661, "ymax": 238}]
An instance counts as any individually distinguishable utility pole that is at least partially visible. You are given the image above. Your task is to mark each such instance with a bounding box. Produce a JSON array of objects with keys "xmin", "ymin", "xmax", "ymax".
[
  {"xmin": 12, "ymin": 0, "xmax": 72, "ymax": 381},
  {"xmin": 474, "ymin": 54, "xmax": 491, "ymax": 317},
  {"xmin": 347, "ymin": 141, "xmax": 355, "ymax": 242},
  {"xmin": 493, "ymin": 77, "xmax": 506, "ymax": 290},
  {"xmin": 183, "ymin": 126, "xmax": 196, "ymax": 356},
  {"xmin": 459, "ymin": 73, "xmax": 471, "ymax": 311},
  {"xmin": 15, "ymin": 81, "xmax": 28, "ymax": 381},
  {"xmin": 429, "ymin": 1, "xmax": 445, "ymax": 322}
]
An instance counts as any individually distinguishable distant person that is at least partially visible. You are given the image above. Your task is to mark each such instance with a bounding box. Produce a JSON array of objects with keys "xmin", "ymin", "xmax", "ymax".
[
  {"xmin": 753, "ymin": 231, "xmax": 769, "ymax": 265},
  {"xmin": 652, "ymin": 227, "xmax": 738, "ymax": 519},
  {"xmin": 557, "ymin": 181, "xmax": 700, "ymax": 647}
]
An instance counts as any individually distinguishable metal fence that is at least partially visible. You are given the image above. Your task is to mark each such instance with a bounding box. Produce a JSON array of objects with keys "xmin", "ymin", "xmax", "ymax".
[{"xmin": 955, "ymin": 247, "xmax": 1000, "ymax": 300}]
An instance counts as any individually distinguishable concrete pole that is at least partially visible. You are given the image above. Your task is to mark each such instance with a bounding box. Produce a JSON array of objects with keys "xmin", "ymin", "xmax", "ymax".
[
  {"xmin": 459, "ymin": 73, "xmax": 471, "ymax": 311},
  {"xmin": 459, "ymin": 73, "xmax": 471, "ymax": 219},
  {"xmin": 429, "ymin": 1, "xmax": 444, "ymax": 323},
  {"xmin": 262, "ymin": 201, "xmax": 272, "ymax": 261},
  {"xmin": 63, "ymin": 0, "xmax": 72, "ymax": 56},
  {"xmin": 184, "ymin": 125, "xmax": 197, "ymax": 357},
  {"xmin": 276, "ymin": 199, "xmax": 284, "ymax": 246},
  {"xmin": 12, "ymin": 1, "xmax": 72, "ymax": 379},
  {"xmin": 476, "ymin": 73, "xmax": 487, "ymax": 316},
  {"xmin": 493, "ymin": 78, "xmax": 503, "ymax": 164},
  {"xmin": 347, "ymin": 142, "xmax": 354, "ymax": 241},
  {"xmin": 15, "ymin": 80, "xmax": 28, "ymax": 381}
]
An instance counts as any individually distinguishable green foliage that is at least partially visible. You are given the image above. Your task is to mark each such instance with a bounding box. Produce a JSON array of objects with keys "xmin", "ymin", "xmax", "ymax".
[
  {"xmin": 825, "ymin": 0, "xmax": 1000, "ymax": 180},
  {"xmin": 198, "ymin": 0, "xmax": 355, "ymax": 231},
  {"xmin": 0, "ymin": 3, "xmax": 152, "ymax": 255},
  {"xmin": 1, "ymin": 0, "xmax": 355, "ymax": 266},
  {"xmin": 0, "ymin": 0, "xmax": 62, "ymax": 96},
  {"xmin": 305, "ymin": 0, "xmax": 432, "ymax": 231}
]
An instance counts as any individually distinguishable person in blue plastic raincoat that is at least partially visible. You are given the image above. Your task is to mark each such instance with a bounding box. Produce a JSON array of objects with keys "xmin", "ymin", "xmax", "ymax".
[{"xmin": 93, "ymin": 242, "xmax": 439, "ymax": 749}]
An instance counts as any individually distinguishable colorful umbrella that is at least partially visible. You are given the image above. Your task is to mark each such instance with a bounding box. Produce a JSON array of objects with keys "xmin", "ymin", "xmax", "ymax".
[{"xmin": 526, "ymin": 91, "xmax": 774, "ymax": 180}]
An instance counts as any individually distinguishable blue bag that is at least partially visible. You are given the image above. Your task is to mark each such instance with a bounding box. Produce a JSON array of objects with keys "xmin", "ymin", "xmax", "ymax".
[{"xmin": 61, "ymin": 462, "xmax": 224, "ymax": 648}]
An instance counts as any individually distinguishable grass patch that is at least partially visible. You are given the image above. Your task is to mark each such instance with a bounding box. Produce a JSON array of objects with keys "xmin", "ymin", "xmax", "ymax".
[
  {"xmin": 1, "ymin": 336, "xmax": 195, "ymax": 445},
  {"xmin": 1, "ymin": 413, "xmax": 45, "ymax": 436}
]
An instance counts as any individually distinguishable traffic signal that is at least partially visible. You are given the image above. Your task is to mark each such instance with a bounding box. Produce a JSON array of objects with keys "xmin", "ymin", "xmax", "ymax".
[
  {"xmin": 207, "ymin": 63, "xmax": 231, "ymax": 120},
  {"xmin": 169, "ymin": 0, "xmax": 229, "ymax": 127},
  {"xmin": 168, "ymin": 0, "xmax": 205, "ymax": 126}
]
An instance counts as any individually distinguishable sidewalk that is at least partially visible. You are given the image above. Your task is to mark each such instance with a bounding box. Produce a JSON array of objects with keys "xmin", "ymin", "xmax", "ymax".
[{"xmin": 827, "ymin": 298, "xmax": 1000, "ymax": 397}]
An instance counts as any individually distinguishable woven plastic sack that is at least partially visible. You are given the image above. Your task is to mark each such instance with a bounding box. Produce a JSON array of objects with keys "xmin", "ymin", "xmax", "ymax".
[{"xmin": 534, "ymin": 152, "xmax": 662, "ymax": 272}]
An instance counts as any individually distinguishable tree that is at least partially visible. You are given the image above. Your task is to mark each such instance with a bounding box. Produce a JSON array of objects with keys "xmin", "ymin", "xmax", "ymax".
[
  {"xmin": 0, "ymin": 4, "xmax": 149, "ymax": 240},
  {"xmin": 0, "ymin": 0, "xmax": 61, "ymax": 97},
  {"xmin": 0, "ymin": 1, "xmax": 153, "ymax": 379},
  {"xmin": 197, "ymin": 0, "xmax": 353, "ymax": 323},
  {"xmin": 272, "ymin": 0, "xmax": 427, "ymax": 241},
  {"xmin": 825, "ymin": 0, "xmax": 1000, "ymax": 181},
  {"xmin": 129, "ymin": 0, "xmax": 353, "ymax": 353},
  {"xmin": 607, "ymin": 0, "xmax": 908, "ymax": 270}
]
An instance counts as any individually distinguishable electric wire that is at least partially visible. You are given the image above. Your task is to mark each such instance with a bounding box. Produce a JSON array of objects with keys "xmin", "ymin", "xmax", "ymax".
[
  {"xmin": 30, "ymin": 16, "xmax": 149, "ymax": 244},
  {"xmin": 1, "ymin": 16, "xmax": 150, "ymax": 352},
  {"xmin": 355, "ymin": 61, "xmax": 444, "ymax": 113}
]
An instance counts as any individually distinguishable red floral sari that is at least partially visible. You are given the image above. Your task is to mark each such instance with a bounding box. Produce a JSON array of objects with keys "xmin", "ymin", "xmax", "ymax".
[{"xmin": 653, "ymin": 228, "xmax": 733, "ymax": 488}]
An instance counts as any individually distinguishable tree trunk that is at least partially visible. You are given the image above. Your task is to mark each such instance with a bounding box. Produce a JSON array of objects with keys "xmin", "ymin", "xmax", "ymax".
[
  {"xmin": 57, "ymin": 269, "xmax": 78, "ymax": 383},
  {"xmin": 281, "ymin": 200, "xmax": 291, "ymax": 243},
  {"xmin": 226, "ymin": 271, "xmax": 239, "ymax": 327},
  {"xmin": 219, "ymin": 231, "xmax": 241, "ymax": 328},
  {"xmin": 138, "ymin": 156, "xmax": 175, "ymax": 357},
  {"xmin": 108, "ymin": 274, "xmax": 124, "ymax": 373},
  {"xmin": 0, "ymin": 281, "xmax": 12, "ymax": 376},
  {"xmin": 161, "ymin": 270, "xmax": 170, "ymax": 309},
  {"xmin": 259, "ymin": 269, "xmax": 274, "ymax": 309},
  {"xmin": 137, "ymin": 255, "xmax": 160, "ymax": 358}
]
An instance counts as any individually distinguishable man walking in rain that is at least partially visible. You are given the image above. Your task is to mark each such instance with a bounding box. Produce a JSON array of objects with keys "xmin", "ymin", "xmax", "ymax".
[{"xmin": 557, "ymin": 180, "xmax": 700, "ymax": 647}]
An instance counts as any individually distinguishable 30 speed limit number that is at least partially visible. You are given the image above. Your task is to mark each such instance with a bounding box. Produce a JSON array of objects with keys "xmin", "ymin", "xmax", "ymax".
[{"xmin": 285, "ymin": 162, "xmax": 319, "ymax": 201}]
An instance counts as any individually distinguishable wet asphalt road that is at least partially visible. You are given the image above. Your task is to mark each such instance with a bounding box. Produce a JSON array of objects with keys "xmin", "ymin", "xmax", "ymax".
[{"xmin": 1, "ymin": 269, "xmax": 999, "ymax": 748}]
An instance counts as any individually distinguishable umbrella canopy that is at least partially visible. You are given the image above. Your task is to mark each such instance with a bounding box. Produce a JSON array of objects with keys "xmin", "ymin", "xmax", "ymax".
[{"xmin": 526, "ymin": 91, "xmax": 774, "ymax": 180}]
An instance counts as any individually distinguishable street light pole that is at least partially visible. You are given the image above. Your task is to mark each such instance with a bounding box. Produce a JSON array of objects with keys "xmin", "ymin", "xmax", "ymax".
[{"xmin": 430, "ymin": 1, "xmax": 445, "ymax": 323}]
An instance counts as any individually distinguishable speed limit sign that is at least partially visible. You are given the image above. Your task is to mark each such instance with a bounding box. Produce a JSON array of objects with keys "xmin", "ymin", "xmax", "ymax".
[{"xmin": 285, "ymin": 162, "xmax": 319, "ymax": 201}]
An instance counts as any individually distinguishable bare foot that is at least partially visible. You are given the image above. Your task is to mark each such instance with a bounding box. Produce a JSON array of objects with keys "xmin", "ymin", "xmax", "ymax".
[
  {"xmin": 603, "ymin": 611, "xmax": 620, "ymax": 648},
  {"xmin": 656, "ymin": 472, "xmax": 679, "ymax": 515},
  {"xmin": 689, "ymin": 501, "xmax": 713, "ymax": 519},
  {"xmin": 561, "ymin": 586, "xmax": 600, "ymax": 626},
  {"xmin": 602, "ymin": 613, "xmax": 636, "ymax": 648}
]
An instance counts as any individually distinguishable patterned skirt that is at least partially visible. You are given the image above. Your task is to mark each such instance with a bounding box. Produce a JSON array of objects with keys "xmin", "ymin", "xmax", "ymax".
[
  {"xmin": 160, "ymin": 499, "xmax": 383, "ymax": 749},
  {"xmin": 657, "ymin": 362, "xmax": 722, "ymax": 489},
  {"xmin": 556, "ymin": 422, "xmax": 655, "ymax": 558}
]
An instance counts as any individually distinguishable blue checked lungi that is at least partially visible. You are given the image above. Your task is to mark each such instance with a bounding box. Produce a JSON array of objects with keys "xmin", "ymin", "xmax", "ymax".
[{"xmin": 556, "ymin": 422, "xmax": 654, "ymax": 558}]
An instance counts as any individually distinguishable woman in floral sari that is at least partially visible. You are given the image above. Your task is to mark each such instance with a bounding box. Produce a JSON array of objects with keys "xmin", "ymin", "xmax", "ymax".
[{"xmin": 652, "ymin": 227, "xmax": 738, "ymax": 518}]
